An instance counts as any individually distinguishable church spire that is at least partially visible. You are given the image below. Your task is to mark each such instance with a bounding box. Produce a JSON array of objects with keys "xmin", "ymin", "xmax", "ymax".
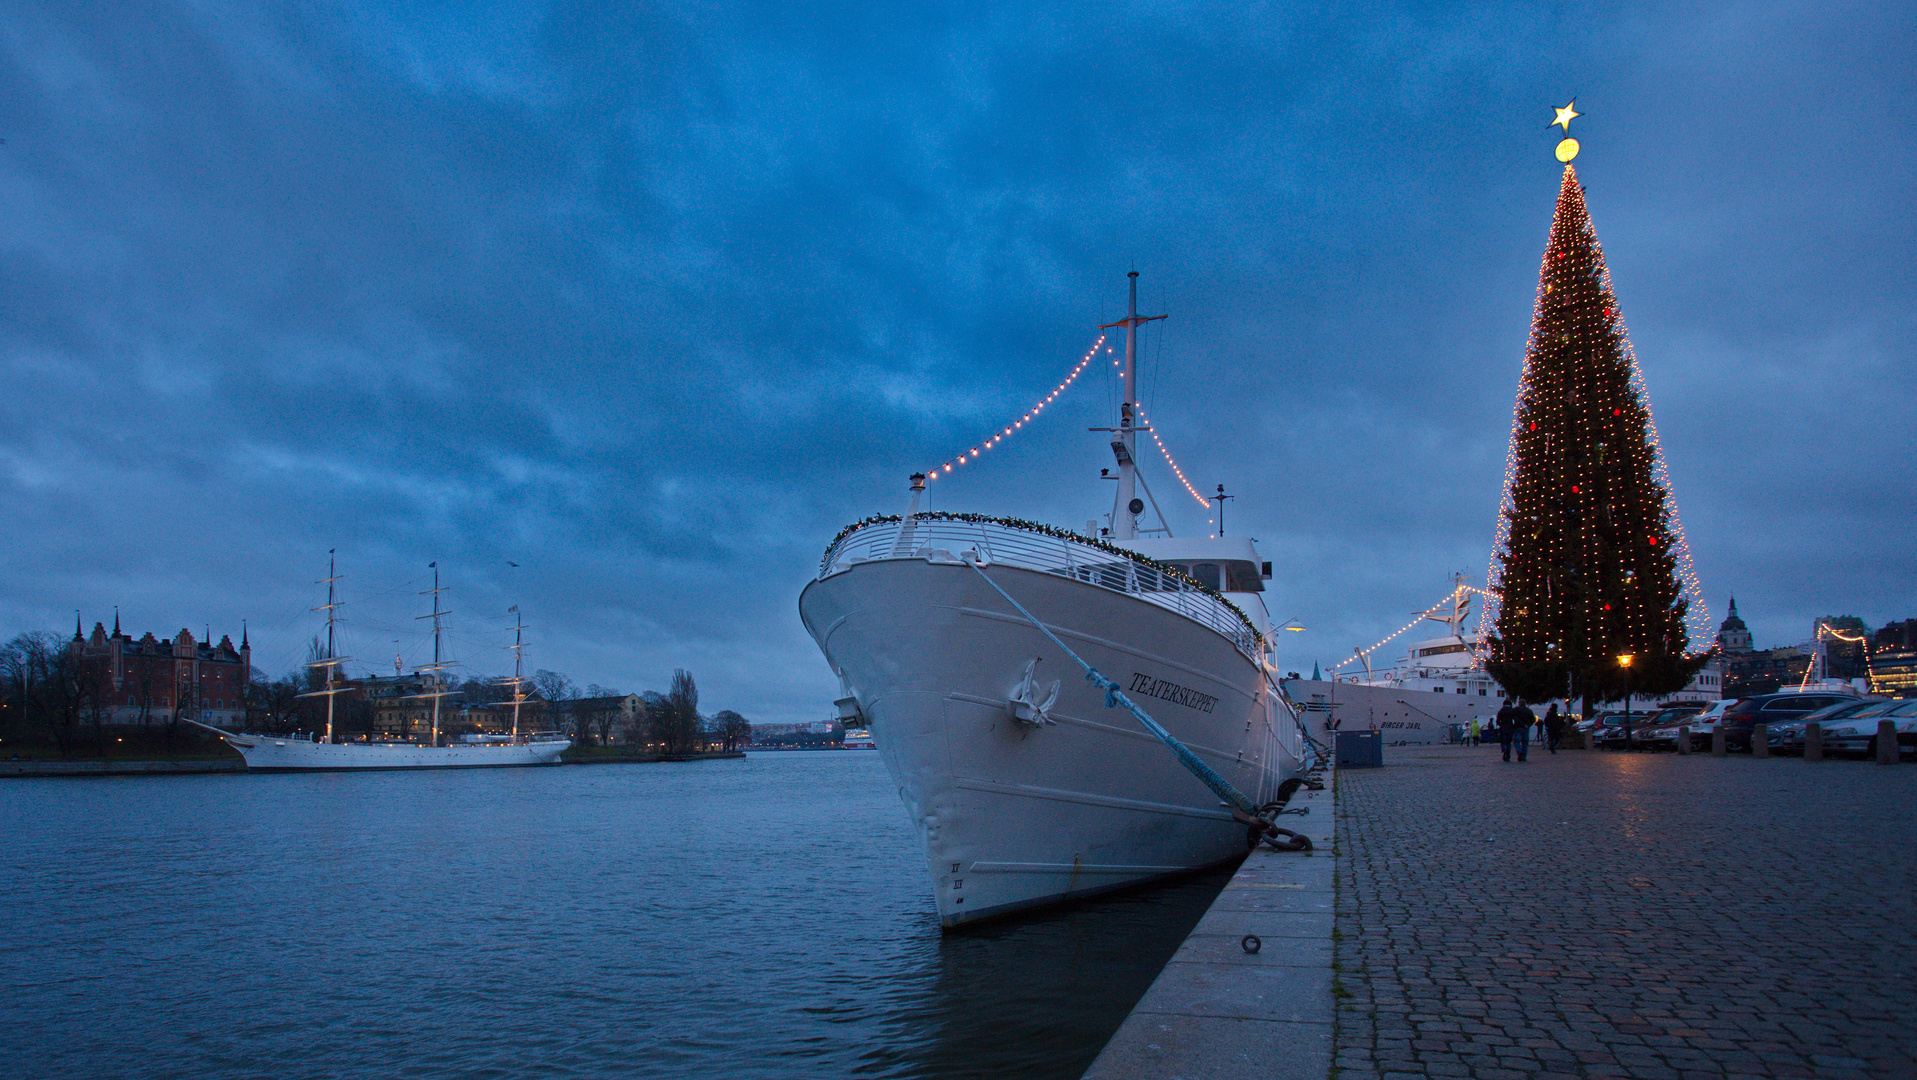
[{"xmin": 113, "ymin": 607, "xmax": 121, "ymax": 636}]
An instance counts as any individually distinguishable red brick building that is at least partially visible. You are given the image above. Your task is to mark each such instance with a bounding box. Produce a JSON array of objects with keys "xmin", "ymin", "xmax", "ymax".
[{"xmin": 70, "ymin": 614, "xmax": 250, "ymax": 728}]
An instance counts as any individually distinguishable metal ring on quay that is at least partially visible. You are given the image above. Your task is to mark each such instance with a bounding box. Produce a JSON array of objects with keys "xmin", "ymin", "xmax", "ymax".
[{"xmin": 1242, "ymin": 935, "xmax": 1261, "ymax": 954}]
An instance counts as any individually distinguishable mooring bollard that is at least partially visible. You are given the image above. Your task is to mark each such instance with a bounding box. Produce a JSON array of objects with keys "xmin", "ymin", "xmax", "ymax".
[
  {"xmin": 1805, "ymin": 722, "xmax": 1823, "ymax": 761},
  {"xmin": 1878, "ymin": 720, "xmax": 1899, "ymax": 765},
  {"xmin": 1677, "ymin": 726, "xmax": 1691, "ymax": 755},
  {"xmin": 1752, "ymin": 722, "xmax": 1769, "ymax": 759},
  {"xmin": 1712, "ymin": 727, "xmax": 1727, "ymax": 757}
]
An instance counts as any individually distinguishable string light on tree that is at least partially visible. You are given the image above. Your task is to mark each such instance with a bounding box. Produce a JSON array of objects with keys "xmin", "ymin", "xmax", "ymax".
[
  {"xmin": 1482, "ymin": 103, "xmax": 1711, "ymax": 710},
  {"xmin": 926, "ymin": 335, "xmax": 1106, "ymax": 481}
]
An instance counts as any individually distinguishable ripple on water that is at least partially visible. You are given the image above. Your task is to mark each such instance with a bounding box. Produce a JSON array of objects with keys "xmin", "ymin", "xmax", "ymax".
[{"xmin": 1, "ymin": 752, "xmax": 1230, "ymax": 1080}]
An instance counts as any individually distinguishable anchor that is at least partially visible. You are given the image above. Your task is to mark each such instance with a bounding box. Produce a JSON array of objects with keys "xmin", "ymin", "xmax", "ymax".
[{"xmin": 1007, "ymin": 659, "xmax": 1060, "ymax": 728}]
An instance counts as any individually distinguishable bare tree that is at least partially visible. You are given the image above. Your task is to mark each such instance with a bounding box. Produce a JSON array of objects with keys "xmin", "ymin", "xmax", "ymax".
[
  {"xmin": 0, "ymin": 632, "xmax": 83, "ymax": 755},
  {"xmin": 650, "ymin": 669, "xmax": 704, "ymax": 754},
  {"xmin": 634, "ymin": 691, "xmax": 665, "ymax": 748},
  {"xmin": 247, "ymin": 669, "xmax": 304, "ymax": 731},
  {"xmin": 711, "ymin": 709, "xmax": 751, "ymax": 751},
  {"xmin": 532, "ymin": 669, "xmax": 577, "ymax": 736}
]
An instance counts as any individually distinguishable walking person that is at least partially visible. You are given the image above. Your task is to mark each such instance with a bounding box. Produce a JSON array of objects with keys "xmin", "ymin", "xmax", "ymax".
[
  {"xmin": 1543, "ymin": 703, "xmax": 1563, "ymax": 755},
  {"xmin": 1468, "ymin": 717, "xmax": 1481, "ymax": 747},
  {"xmin": 1512, "ymin": 699, "xmax": 1535, "ymax": 762},
  {"xmin": 1495, "ymin": 699, "xmax": 1518, "ymax": 762}
]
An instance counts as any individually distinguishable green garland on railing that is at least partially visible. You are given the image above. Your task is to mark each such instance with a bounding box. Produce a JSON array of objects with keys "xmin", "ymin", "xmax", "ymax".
[{"xmin": 820, "ymin": 512, "xmax": 1268, "ymax": 650}]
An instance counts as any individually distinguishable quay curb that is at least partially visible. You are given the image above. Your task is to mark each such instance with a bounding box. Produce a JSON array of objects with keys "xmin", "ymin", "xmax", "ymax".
[
  {"xmin": 0, "ymin": 759, "xmax": 245, "ymax": 778},
  {"xmin": 1082, "ymin": 767, "xmax": 1338, "ymax": 1080}
]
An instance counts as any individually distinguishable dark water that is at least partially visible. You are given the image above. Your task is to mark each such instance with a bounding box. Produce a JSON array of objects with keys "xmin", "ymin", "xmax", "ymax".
[{"xmin": 1, "ymin": 752, "xmax": 1231, "ymax": 1079}]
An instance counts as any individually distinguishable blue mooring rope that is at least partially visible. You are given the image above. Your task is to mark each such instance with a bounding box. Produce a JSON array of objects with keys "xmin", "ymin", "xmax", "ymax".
[{"xmin": 964, "ymin": 556, "xmax": 1260, "ymax": 817}]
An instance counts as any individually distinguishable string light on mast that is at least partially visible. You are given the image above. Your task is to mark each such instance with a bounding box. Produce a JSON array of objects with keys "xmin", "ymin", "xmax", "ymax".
[
  {"xmin": 1133, "ymin": 405, "xmax": 1210, "ymax": 509},
  {"xmin": 1333, "ymin": 581, "xmax": 1499, "ymax": 672},
  {"xmin": 1801, "ymin": 623, "xmax": 1879, "ymax": 692},
  {"xmin": 925, "ymin": 335, "xmax": 1106, "ymax": 481}
]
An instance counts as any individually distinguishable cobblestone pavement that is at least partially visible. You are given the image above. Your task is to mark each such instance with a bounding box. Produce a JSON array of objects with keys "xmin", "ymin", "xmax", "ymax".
[{"xmin": 1331, "ymin": 747, "xmax": 1917, "ymax": 1080}]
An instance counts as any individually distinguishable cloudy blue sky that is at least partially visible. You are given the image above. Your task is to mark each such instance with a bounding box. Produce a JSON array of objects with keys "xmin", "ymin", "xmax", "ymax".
[{"xmin": 3, "ymin": 0, "xmax": 1912, "ymax": 722}]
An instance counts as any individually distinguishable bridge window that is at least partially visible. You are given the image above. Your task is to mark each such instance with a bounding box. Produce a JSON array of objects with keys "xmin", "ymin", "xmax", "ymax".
[
  {"xmin": 1224, "ymin": 561, "xmax": 1265, "ymax": 592},
  {"xmin": 1191, "ymin": 563, "xmax": 1222, "ymax": 591}
]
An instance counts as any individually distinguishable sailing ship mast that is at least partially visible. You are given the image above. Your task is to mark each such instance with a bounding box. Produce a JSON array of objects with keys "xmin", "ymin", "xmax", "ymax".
[
  {"xmin": 413, "ymin": 562, "xmax": 458, "ymax": 746},
  {"xmin": 1099, "ymin": 272, "xmax": 1166, "ymax": 541},
  {"xmin": 503, "ymin": 608, "xmax": 528, "ymax": 739},
  {"xmin": 301, "ymin": 551, "xmax": 354, "ymax": 744}
]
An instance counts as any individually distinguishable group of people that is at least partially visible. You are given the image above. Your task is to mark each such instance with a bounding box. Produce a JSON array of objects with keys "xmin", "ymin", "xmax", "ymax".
[{"xmin": 1463, "ymin": 700, "xmax": 1566, "ymax": 761}]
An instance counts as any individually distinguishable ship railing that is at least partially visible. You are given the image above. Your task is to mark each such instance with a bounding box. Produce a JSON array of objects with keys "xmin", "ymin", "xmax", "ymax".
[{"xmin": 821, "ymin": 517, "xmax": 1263, "ymax": 660}]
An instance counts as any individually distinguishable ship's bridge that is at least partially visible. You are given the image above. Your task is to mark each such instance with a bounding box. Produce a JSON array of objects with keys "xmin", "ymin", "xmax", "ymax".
[{"xmin": 1113, "ymin": 536, "xmax": 1270, "ymax": 594}]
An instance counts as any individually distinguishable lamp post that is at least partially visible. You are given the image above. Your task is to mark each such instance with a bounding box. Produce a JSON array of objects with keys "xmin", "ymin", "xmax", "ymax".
[{"xmin": 1617, "ymin": 654, "xmax": 1635, "ymax": 749}]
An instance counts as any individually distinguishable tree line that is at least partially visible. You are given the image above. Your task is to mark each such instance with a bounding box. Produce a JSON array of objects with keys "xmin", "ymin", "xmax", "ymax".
[{"xmin": 525, "ymin": 667, "xmax": 751, "ymax": 753}]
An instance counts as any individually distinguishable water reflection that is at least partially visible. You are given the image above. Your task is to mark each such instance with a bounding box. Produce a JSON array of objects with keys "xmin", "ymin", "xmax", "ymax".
[{"xmin": 875, "ymin": 868, "xmax": 1234, "ymax": 1079}]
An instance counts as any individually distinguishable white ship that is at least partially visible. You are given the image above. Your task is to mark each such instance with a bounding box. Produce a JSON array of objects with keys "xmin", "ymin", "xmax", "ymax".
[
  {"xmin": 211, "ymin": 730, "xmax": 570, "ymax": 770},
  {"xmin": 1281, "ymin": 579, "xmax": 1503, "ymax": 745},
  {"xmin": 1282, "ymin": 576, "xmax": 1719, "ymax": 744},
  {"xmin": 841, "ymin": 728, "xmax": 877, "ymax": 750},
  {"xmin": 190, "ymin": 557, "xmax": 569, "ymax": 771},
  {"xmin": 799, "ymin": 274, "xmax": 1314, "ymax": 928}
]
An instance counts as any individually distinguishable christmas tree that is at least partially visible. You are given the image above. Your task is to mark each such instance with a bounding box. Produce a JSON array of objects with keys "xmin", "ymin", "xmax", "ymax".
[{"xmin": 1484, "ymin": 120, "xmax": 1709, "ymax": 707}]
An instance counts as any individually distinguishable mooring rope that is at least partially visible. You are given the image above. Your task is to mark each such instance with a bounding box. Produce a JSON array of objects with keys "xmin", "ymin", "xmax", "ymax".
[{"xmin": 962, "ymin": 553, "xmax": 1311, "ymax": 851}]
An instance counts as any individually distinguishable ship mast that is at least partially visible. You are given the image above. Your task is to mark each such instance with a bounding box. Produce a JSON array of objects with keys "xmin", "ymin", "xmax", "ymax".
[
  {"xmin": 413, "ymin": 562, "xmax": 457, "ymax": 746},
  {"xmin": 1099, "ymin": 272, "xmax": 1166, "ymax": 540},
  {"xmin": 302, "ymin": 551, "xmax": 354, "ymax": 744},
  {"xmin": 504, "ymin": 608, "xmax": 527, "ymax": 739}
]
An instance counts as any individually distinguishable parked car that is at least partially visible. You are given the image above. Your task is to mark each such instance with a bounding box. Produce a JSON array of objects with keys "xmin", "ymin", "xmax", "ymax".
[
  {"xmin": 1662, "ymin": 698, "xmax": 1742, "ymax": 750},
  {"xmin": 1717, "ymin": 691, "xmax": 1863, "ymax": 751},
  {"xmin": 1762, "ymin": 698, "xmax": 1889, "ymax": 754},
  {"xmin": 1589, "ymin": 706, "xmax": 1700, "ymax": 749},
  {"xmin": 1807, "ymin": 698, "xmax": 1917, "ymax": 758},
  {"xmin": 1635, "ymin": 702, "xmax": 1715, "ymax": 751}
]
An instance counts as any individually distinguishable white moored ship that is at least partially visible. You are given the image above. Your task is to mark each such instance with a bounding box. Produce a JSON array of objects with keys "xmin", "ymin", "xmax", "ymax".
[
  {"xmin": 214, "ymin": 731, "xmax": 570, "ymax": 771},
  {"xmin": 1282, "ymin": 576, "xmax": 1720, "ymax": 744},
  {"xmin": 799, "ymin": 274, "xmax": 1315, "ymax": 928},
  {"xmin": 1282, "ymin": 579, "xmax": 1504, "ymax": 745},
  {"xmin": 191, "ymin": 557, "xmax": 568, "ymax": 771}
]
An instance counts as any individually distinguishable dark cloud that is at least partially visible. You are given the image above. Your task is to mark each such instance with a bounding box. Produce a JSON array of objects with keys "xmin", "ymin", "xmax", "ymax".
[{"xmin": 2, "ymin": 0, "xmax": 1912, "ymax": 717}]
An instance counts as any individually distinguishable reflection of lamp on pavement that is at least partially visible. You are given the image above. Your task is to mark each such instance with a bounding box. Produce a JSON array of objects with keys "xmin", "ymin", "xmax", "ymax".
[{"xmin": 1617, "ymin": 654, "xmax": 1635, "ymax": 749}]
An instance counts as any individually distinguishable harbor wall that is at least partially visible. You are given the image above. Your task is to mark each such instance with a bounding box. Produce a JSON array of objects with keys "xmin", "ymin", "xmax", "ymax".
[{"xmin": 1082, "ymin": 766, "xmax": 1338, "ymax": 1080}]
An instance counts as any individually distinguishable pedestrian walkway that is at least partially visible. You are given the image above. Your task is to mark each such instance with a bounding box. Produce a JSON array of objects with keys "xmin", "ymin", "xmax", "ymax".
[{"xmin": 1332, "ymin": 747, "xmax": 1917, "ymax": 1080}]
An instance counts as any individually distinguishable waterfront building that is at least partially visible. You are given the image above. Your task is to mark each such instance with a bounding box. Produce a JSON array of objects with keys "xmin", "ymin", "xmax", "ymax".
[
  {"xmin": 355, "ymin": 672, "xmax": 449, "ymax": 737},
  {"xmin": 70, "ymin": 615, "xmax": 249, "ymax": 728},
  {"xmin": 1716, "ymin": 598, "xmax": 1754, "ymax": 655},
  {"xmin": 1870, "ymin": 649, "xmax": 1917, "ymax": 697}
]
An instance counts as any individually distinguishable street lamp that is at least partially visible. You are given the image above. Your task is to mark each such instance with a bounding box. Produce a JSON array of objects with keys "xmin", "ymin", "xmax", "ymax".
[{"xmin": 1617, "ymin": 654, "xmax": 1635, "ymax": 749}]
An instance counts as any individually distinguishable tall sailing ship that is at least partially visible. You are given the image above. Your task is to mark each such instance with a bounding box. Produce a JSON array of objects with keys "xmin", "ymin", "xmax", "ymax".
[
  {"xmin": 799, "ymin": 274, "xmax": 1314, "ymax": 928},
  {"xmin": 189, "ymin": 556, "xmax": 568, "ymax": 770}
]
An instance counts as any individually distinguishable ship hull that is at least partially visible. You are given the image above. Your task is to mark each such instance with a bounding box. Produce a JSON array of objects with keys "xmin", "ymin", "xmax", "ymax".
[
  {"xmin": 1282, "ymin": 678, "xmax": 1499, "ymax": 745},
  {"xmin": 223, "ymin": 736, "xmax": 569, "ymax": 771},
  {"xmin": 800, "ymin": 556, "xmax": 1300, "ymax": 928}
]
